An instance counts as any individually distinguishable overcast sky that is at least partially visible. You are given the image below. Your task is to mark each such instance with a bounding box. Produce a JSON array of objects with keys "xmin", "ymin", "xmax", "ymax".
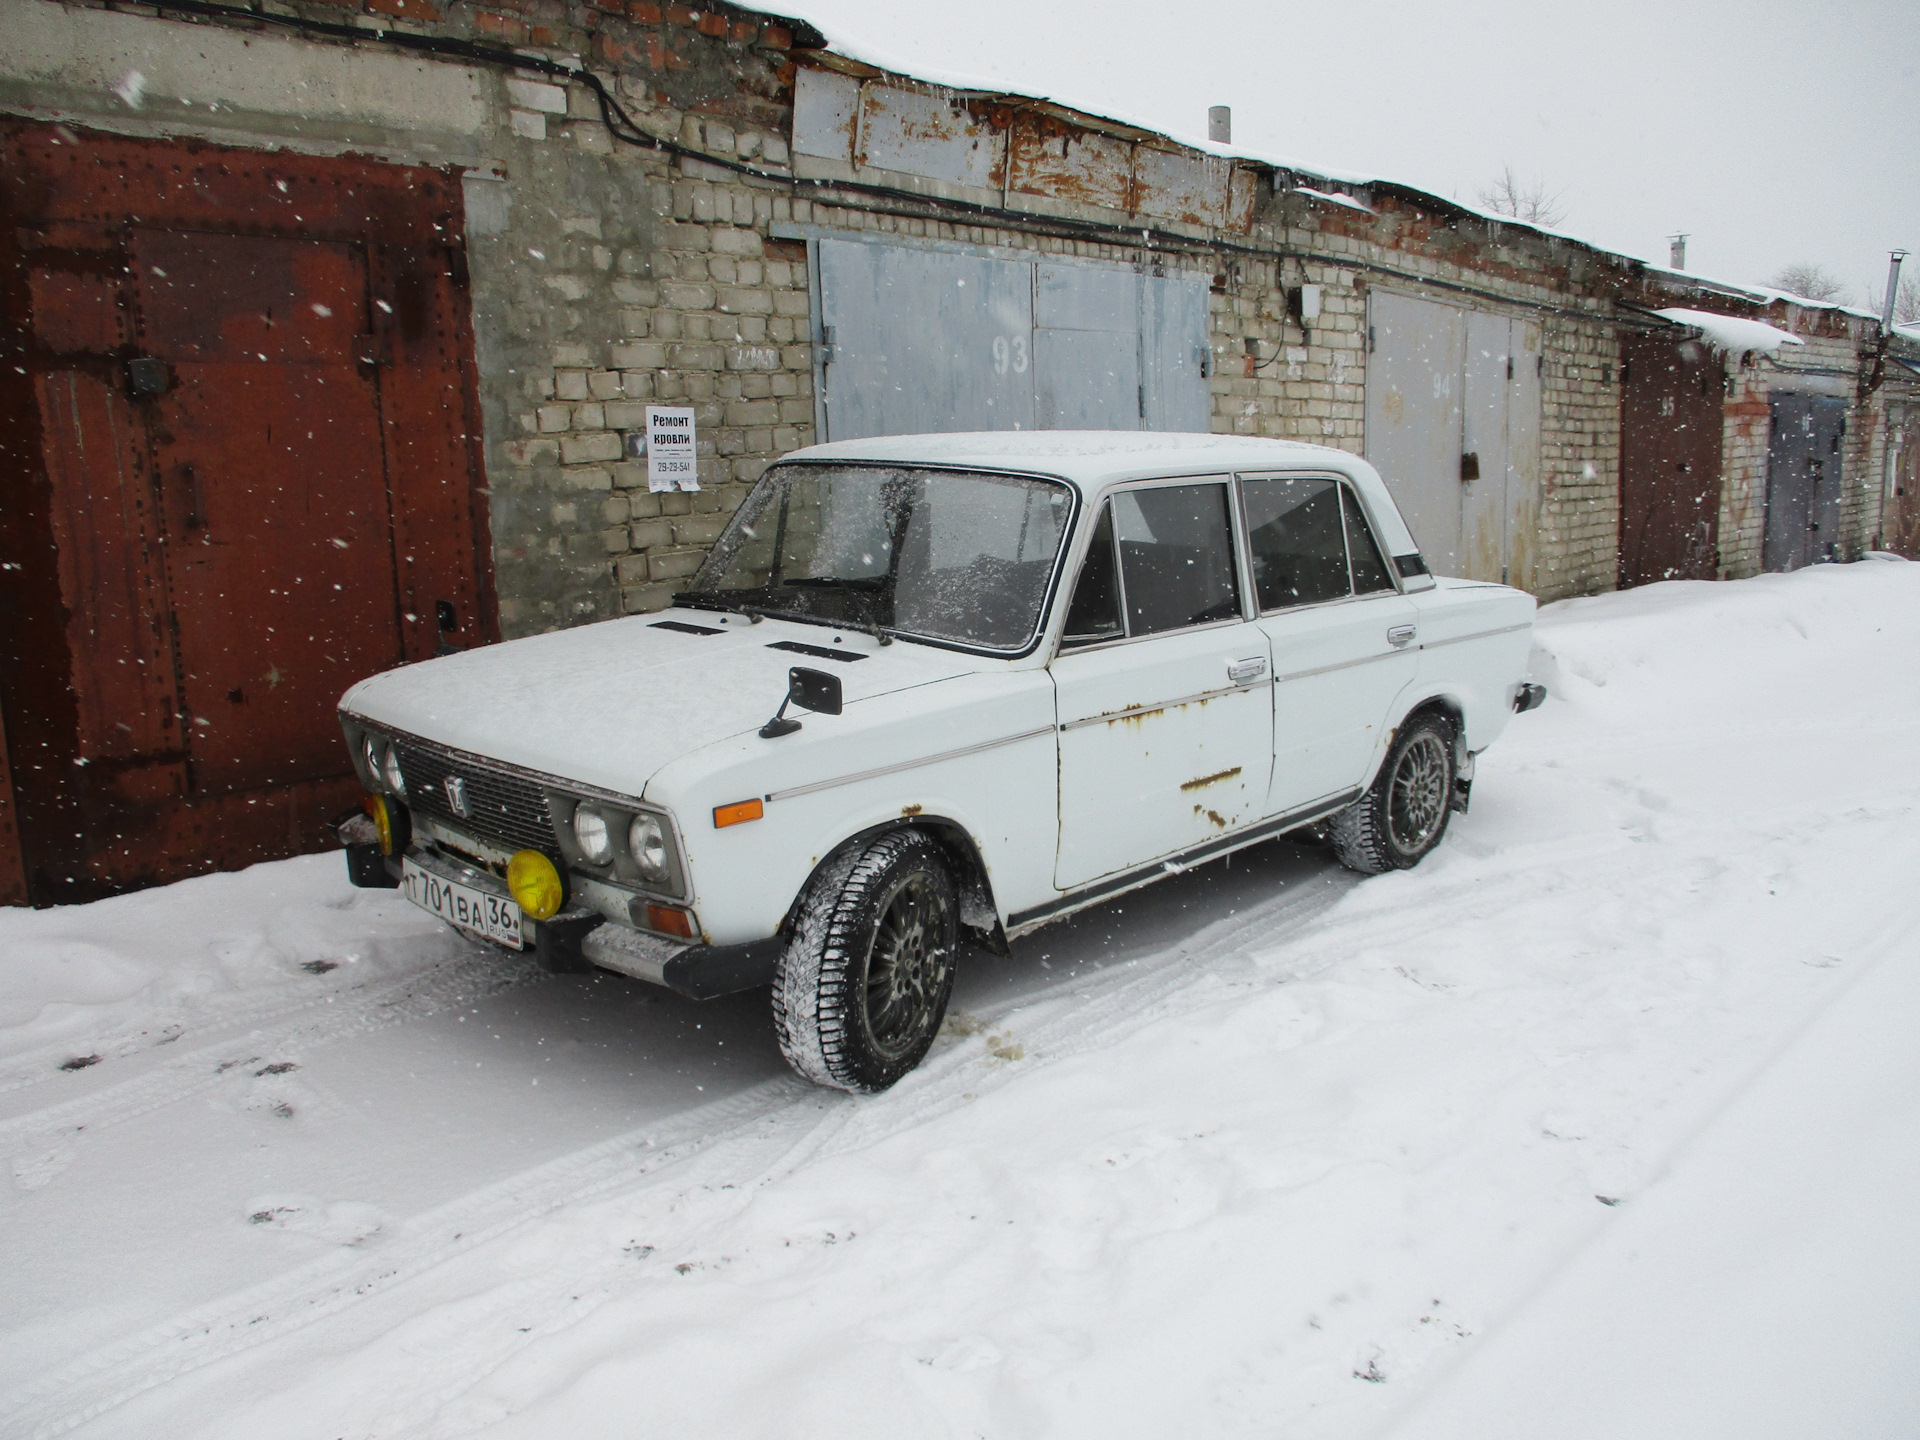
[{"xmin": 787, "ymin": 0, "xmax": 1919, "ymax": 311}]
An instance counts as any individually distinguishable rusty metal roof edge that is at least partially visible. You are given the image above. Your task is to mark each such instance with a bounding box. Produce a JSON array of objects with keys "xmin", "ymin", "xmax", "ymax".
[{"xmin": 789, "ymin": 52, "xmax": 1240, "ymax": 155}]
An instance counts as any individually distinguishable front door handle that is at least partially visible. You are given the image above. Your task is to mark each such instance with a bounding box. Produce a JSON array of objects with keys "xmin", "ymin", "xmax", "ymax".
[
  {"xmin": 1387, "ymin": 624, "xmax": 1417, "ymax": 648},
  {"xmin": 1227, "ymin": 655, "xmax": 1267, "ymax": 684}
]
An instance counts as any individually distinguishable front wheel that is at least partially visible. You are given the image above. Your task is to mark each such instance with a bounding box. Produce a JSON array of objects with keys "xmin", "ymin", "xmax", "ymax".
[
  {"xmin": 772, "ymin": 829, "xmax": 959, "ymax": 1092},
  {"xmin": 1329, "ymin": 712, "xmax": 1457, "ymax": 875}
]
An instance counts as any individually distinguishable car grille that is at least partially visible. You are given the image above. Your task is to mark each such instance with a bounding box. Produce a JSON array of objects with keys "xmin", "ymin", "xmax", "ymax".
[{"xmin": 393, "ymin": 739, "xmax": 558, "ymax": 856}]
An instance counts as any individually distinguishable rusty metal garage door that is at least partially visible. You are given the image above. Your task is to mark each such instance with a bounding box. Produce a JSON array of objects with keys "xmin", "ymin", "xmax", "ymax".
[
  {"xmin": 1364, "ymin": 290, "xmax": 1541, "ymax": 585},
  {"xmin": 0, "ymin": 123, "xmax": 493, "ymax": 905},
  {"xmin": 1618, "ymin": 333, "xmax": 1725, "ymax": 588},
  {"xmin": 811, "ymin": 236, "xmax": 1209, "ymax": 441}
]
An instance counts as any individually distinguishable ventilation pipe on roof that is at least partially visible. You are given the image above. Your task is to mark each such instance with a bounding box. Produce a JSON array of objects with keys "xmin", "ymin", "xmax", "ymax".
[
  {"xmin": 1668, "ymin": 233, "xmax": 1688, "ymax": 270},
  {"xmin": 1881, "ymin": 250, "xmax": 1908, "ymax": 331},
  {"xmin": 1208, "ymin": 106, "xmax": 1231, "ymax": 144}
]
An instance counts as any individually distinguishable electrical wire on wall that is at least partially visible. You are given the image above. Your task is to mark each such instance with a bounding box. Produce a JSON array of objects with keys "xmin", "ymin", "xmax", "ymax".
[{"xmin": 120, "ymin": 0, "xmax": 1676, "ymax": 327}]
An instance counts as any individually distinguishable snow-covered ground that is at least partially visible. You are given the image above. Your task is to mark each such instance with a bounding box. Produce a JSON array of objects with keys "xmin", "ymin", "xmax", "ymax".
[{"xmin": 2, "ymin": 560, "xmax": 1916, "ymax": 1440}]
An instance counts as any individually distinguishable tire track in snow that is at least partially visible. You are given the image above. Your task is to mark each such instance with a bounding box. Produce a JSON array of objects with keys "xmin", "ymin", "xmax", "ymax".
[
  {"xmin": 3, "ymin": 858, "xmax": 1361, "ymax": 1440},
  {"xmin": 0, "ymin": 951, "xmax": 546, "ymax": 1182},
  {"xmin": 0, "ymin": 932, "xmax": 478, "ymax": 1101}
]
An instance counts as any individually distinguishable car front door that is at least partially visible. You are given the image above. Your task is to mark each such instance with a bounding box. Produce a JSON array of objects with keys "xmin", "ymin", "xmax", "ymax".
[
  {"xmin": 1050, "ymin": 478, "xmax": 1274, "ymax": 890},
  {"xmin": 1244, "ymin": 474, "xmax": 1420, "ymax": 815}
]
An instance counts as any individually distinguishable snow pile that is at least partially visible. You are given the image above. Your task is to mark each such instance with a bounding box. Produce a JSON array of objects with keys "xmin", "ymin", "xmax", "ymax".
[
  {"xmin": 1653, "ymin": 306, "xmax": 1804, "ymax": 359},
  {"xmin": 2, "ymin": 562, "xmax": 1917, "ymax": 1440}
]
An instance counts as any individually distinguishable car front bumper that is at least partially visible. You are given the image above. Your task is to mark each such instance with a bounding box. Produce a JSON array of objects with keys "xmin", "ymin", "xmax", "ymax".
[{"xmin": 341, "ymin": 839, "xmax": 780, "ymax": 1000}]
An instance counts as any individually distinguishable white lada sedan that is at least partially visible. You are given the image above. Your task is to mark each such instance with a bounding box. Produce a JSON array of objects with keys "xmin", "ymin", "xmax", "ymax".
[{"xmin": 338, "ymin": 433, "xmax": 1544, "ymax": 1091}]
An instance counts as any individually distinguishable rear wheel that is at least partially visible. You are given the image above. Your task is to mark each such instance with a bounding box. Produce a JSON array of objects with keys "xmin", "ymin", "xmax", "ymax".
[
  {"xmin": 772, "ymin": 829, "xmax": 959, "ymax": 1092},
  {"xmin": 1329, "ymin": 712, "xmax": 1457, "ymax": 875}
]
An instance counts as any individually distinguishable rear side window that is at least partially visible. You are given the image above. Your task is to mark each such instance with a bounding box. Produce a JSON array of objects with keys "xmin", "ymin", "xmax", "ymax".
[
  {"xmin": 1110, "ymin": 483, "xmax": 1242, "ymax": 636},
  {"xmin": 1343, "ymin": 487, "xmax": 1397, "ymax": 595},
  {"xmin": 1244, "ymin": 476, "xmax": 1349, "ymax": 609},
  {"xmin": 1061, "ymin": 503, "xmax": 1124, "ymax": 645}
]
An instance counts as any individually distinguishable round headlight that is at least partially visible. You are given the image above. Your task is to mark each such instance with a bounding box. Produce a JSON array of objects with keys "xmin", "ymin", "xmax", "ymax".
[
  {"xmin": 628, "ymin": 813, "xmax": 669, "ymax": 883},
  {"xmin": 572, "ymin": 805, "xmax": 613, "ymax": 864},
  {"xmin": 506, "ymin": 849, "xmax": 564, "ymax": 921},
  {"xmin": 381, "ymin": 744, "xmax": 406, "ymax": 797},
  {"xmin": 362, "ymin": 733, "xmax": 382, "ymax": 784}
]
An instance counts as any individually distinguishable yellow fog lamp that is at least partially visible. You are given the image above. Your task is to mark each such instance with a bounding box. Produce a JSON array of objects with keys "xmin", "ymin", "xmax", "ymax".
[
  {"xmin": 368, "ymin": 794, "xmax": 410, "ymax": 857},
  {"xmin": 506, "ymin": 849, "xmax": 565, "ymax": 921}
]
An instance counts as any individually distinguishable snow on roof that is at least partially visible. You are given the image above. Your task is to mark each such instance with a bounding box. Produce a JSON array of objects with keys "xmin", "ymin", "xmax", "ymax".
[
  {"xmin": 1653, "ymin": 308, "xmax": 1805, "ymax": 359},
  {"xmin": 1644, "ymin": 267, "xmax": 1882, "ymax": 324},
  {"xmin": 1291, "ymin": 186, "xmax": 1376, "ymax": 215}
]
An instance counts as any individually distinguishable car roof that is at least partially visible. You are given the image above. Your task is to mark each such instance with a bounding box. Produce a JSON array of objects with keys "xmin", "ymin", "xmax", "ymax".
[{"xmin": 784, "ymin": 430, "xmax": 1373, "ymax": 492}]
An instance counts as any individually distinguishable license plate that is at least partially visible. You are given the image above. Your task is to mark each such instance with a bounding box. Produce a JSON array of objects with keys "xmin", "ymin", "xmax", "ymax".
[{"xmin": 401, "ymin": 858, "xmax": 524, "ymax": 949}]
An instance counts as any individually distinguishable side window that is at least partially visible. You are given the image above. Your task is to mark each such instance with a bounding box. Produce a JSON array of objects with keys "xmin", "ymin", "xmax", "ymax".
[
  {"xmin": 1243, "ymin": 476, "xmax": 1349, "ymax": 610},
  {"xmin": 1110, "ymin": 483, "xmax": 1241, "ymax": 636},
  {"xmin": 1061, "ymin": 502, "xmax": 1123, "ymax": 646},
  {"xmin": 1342, "ymin": 486, "xmax": 1397, "ymax": 595}
]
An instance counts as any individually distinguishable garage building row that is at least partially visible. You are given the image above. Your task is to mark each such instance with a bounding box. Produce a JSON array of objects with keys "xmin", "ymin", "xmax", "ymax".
[{"xmin": 2, "ymin": 0, "xmax": 1915, "ymax": 903}]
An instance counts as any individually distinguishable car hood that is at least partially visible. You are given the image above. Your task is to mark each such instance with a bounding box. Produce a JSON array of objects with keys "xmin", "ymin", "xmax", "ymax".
[{"xmin": 340, "ymin": 611, "xmax": 983, "ymax": 798}]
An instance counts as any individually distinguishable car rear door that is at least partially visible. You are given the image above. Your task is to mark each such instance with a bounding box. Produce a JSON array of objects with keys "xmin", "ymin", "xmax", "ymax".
[
  {"xmin": 1244, "ymin": 474, "xmax": 1420, "ymax": 816},
  {"xmin": 1050, "ymin": 477, "xmax": 1274, "ymax": 890}
]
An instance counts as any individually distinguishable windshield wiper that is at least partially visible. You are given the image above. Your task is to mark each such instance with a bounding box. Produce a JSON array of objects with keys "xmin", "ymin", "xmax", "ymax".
[
  {"xmin": 670, "ymin": 592, "xmax": 777, "ymax": 625},
  {"xmin": 783, "ymin": 576, "xmax": 887, "ymax": 591},
  {"xmin": 675, "ymin": 587, "xmax": 906, "ymax": 646}
]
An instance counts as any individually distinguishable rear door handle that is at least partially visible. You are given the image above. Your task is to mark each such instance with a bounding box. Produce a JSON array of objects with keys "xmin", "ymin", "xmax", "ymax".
[
  {"xmin": 1387, "ymin": 624, "xmax": 1417, "ymax": 647},
  {"xmin": 1227, "ymin": 655, "xmax": 1267, "ymax": 684}
]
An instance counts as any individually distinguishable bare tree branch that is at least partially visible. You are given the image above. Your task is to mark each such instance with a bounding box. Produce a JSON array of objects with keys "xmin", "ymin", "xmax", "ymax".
[
  {"xmin": 1476, "ymin": 165, "xmax": 1566, "ymax": 228},
  {"xmin": 1767, "ymin": 263, "xmax": 1851, "ymax": 305},
  {"xmin": 1866, "ymin": 274, "xmax": 1920, "ymax": 327}
]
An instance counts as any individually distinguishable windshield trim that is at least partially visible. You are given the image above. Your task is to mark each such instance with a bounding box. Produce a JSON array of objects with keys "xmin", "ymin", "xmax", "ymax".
[{"xmin": 681, "ymin": 460, "xmax": 1083, "ymax": 661}]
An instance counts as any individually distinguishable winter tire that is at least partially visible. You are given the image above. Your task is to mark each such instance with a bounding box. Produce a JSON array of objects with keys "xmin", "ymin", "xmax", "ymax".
[
  {"xmin": 771, "ymin": 829, "xmax": 960, "ymax": 1093},
  {"xmin": 1329, "ymin": 711, "xmax": 1457, "ymax": 875}
]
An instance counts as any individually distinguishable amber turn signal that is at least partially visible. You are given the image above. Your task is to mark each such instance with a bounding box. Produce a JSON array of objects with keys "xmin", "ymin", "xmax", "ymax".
[
  {"xmin": 645, "ymin": 903, "xmax": 695, "ymax": 939},
  {"xmin": 713, "ymin": 797, "xmax": 764, "ymax": 828}
]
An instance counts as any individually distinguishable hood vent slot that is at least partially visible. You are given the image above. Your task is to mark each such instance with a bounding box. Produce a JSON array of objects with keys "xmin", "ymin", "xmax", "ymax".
[{"xmin": 766, "ymin": 639, "xmax": 866, "ymax": 663}]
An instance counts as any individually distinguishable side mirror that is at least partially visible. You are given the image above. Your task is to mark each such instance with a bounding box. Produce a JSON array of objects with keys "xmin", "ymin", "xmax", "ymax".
[
  {"xmin": 759, "ymin": 666, "xmax": 842, "ymax": 738},
  {"xmin": 787, "ymin": 666, "xmax": 841, "ymax": 716}
]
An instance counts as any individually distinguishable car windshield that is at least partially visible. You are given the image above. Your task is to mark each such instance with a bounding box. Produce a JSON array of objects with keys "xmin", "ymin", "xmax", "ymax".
[{"xmin": 682, "ymin": 464, "xmax": 1074, "ymax": 651}]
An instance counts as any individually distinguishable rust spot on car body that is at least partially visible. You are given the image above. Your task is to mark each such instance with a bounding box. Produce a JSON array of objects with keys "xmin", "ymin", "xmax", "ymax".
[
  {"xmin": 900, "ymin": 803, "xmax": 923, "ymax": 817},
  {"xmin": 1192, "ymin": 805, "xmax": 1229, "ymax": 829},
  {"xmin": 1180, "ymin": 766, "xmax": 1242, "ymax": 792}
]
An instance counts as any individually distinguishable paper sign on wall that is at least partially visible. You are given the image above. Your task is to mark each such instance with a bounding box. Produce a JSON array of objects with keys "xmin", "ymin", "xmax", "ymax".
[{"xmin": 645, "ymin": 406, "xmax": 699, "ymax": 492}]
